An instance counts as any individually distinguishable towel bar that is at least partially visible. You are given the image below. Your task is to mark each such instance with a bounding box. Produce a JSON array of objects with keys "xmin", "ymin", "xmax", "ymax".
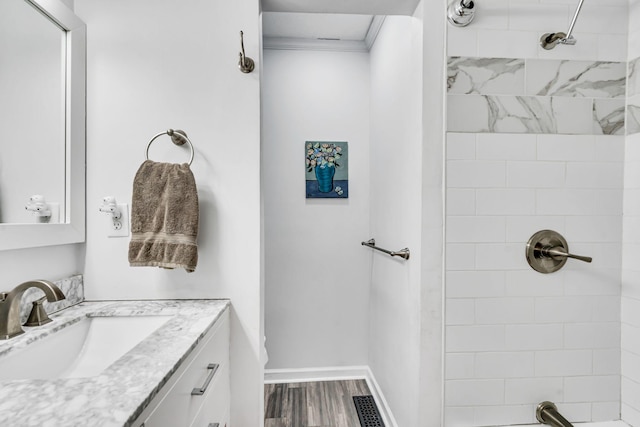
[
  {"xmin": 361, "ymin": 238, "xmax": 410, "ymax": 260},
  {"xmin": 145, "ymin": 129, "xmax": 195, "ymax": 166}
]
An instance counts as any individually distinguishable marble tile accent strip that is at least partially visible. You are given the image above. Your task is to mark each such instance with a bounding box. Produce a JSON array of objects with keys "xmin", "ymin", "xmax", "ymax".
[
  {"xmin": 447, "ymin": 95, "xmax": 613, "ymax": 135},
  {"xmin": 447, "ymin": 57, "xmax": 626, "ymax": 135},
  {"xmin": 628, "ymin": 103, "xmax": 640, "ymax": 135},
  {"xmin": 0, "ymin": 299, "xmax": 230, "ymax": 427},
  {"xmin": 448, "ymin": 57, "xmax": 525, "ymax": 95},
  {"xmin": 18, "ymin": 274, "xmax": 84, "ymax": 324},
  {"xmin": 628, "ymin": 56, "xmax": 640, "ymax": 98},
  {"xmin": 526, "ymin": 60, "xmax": 626, "ymax": 98}
]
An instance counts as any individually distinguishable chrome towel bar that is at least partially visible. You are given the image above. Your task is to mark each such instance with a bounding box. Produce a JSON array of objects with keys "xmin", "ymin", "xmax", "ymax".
[{"xmin": 361, "ymin": 238, "xmax": 410, "ymax": 260}]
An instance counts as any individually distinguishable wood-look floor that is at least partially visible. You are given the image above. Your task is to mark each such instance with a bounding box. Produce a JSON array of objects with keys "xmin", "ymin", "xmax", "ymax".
[{"xmin": 264, "ymin": 379, "xmax": 371, "ymax": 427}]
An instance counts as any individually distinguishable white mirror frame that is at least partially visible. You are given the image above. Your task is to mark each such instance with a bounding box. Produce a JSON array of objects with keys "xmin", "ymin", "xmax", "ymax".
[{"xmin": 0, "ymin": 0, "xmax": 85, "ymax": 250}]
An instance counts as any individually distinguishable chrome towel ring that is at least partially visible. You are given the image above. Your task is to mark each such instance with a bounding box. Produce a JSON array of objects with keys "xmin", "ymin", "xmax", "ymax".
[{"xmin": 145, "ymin": 129, "xmax": 195, "ymax": 166}]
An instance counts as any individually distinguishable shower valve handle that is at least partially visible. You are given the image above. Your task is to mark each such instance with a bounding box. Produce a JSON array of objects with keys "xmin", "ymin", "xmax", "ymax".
[{"xmin": 542, "ymin": 246, "xmax": 592, "ymax": 263}]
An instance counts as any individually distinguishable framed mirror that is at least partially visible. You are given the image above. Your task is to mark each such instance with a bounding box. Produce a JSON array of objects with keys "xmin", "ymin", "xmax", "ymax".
[{"xmin": 0, "ymin": 0, "xmax": 86, "ymax": 250}]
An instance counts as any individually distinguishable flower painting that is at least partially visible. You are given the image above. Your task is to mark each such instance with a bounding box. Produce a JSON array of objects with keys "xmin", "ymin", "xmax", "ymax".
[{"xmin": 305, "ymin": 141, "xmax": 349, "ymax": 199}]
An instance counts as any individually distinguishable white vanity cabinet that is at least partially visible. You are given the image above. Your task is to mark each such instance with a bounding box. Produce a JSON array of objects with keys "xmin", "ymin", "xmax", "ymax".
[{"xmin": 133, "ymin": 308, "xmax": 230, "ymax": 427}]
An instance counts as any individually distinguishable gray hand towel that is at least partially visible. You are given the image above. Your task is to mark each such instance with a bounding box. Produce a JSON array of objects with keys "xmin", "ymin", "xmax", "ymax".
[{"xmin": 128, "ymin": 160, "xmax": 199, "ymax": 272}]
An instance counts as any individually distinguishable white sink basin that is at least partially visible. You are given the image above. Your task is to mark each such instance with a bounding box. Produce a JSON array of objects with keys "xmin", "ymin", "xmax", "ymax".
[{"xmin": 0, "ymin": 315, "xmax": 172, "ymax": 380}]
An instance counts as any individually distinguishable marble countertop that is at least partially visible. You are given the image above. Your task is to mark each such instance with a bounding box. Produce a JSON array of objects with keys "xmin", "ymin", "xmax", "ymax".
[{"xmin": 0, "ymin": 299, "xmax": 230, "ymax": 427}]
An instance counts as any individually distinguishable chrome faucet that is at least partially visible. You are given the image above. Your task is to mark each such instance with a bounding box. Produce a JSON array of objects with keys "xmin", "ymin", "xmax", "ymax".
[{"xmin": 0, "ymin": 280, "xmax": 65, "ymax": 339}]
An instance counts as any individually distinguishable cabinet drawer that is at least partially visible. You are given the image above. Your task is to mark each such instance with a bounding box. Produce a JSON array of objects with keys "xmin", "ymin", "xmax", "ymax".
[
  {"xmin": 189, "ymin": 363, "xmax": 229, "ymax": 427},
  {"xmin": 142, "ymin": 309, "xmax": 229, "ymax": 427}
]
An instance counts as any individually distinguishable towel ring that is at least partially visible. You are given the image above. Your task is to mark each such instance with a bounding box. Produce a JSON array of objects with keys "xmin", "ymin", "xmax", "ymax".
[{"xmin": 145, "ymin": 129, "xmax": 195, "ymax": 166}]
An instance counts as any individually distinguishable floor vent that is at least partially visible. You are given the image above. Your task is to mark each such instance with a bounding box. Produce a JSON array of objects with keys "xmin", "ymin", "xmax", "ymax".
[{"xmin": 353, "ymin": 395, "xmax": 385, "ymax": 427}]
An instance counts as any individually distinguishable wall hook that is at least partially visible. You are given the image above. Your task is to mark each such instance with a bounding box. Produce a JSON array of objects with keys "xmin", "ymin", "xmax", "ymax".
[
  {"xmin": 99, "ymin": 196, "xmax": 123, "ymax": 230},
  {"xmin": 238, "ymin": 30, "xmax": 255, "ymax": 74}
]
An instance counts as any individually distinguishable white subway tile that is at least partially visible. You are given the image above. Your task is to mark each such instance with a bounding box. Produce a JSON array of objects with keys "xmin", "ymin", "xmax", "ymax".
[
  {"xmin": 592, "ymin": 296, "xmax": 621, "ymax": 322},
  {"xmin": 558, "ymin": 403, "xmax": 591, "ymax": 423},
  {"xmin": 446, "ymin": 271, "xmax": 506, "ymax": 298},
  {"xmin": 592, "ymin": 401, "xmax": 621, "ymax": 422},
  {"xmin": 565, "ymin": 216, "xmax": 622, "ymax": 243},
  {"xmin": 447, "ymin": 216, "xmax": 506, "ymax": 243},
  {"xmin": 474, "ymin": 404, "xmax": 535, "ymax": 425},
  {"xmin": 447, "ymin": 299, "xmax": 475, "ymax": 325},
  {"xmin": 476, "ymin": 189, "xmax": 536, "ymax": 215},
  {"xmin": 535, "ymin": 350, "xmax": 593, "ymax": 377},
  {"xmin": 447, "ymin": 160, "xmax": 506, "ymax": 188},
  {"xmin": 475, "ymin": 243, "xmax": 526, "ymax": 270},
  {"xmin": 444, "ymin": 406, "xmax": 474, "ymax": 427},
  {"xmin": 622, "ymin": 350, "xmax": 640, "ymax": 383},
  {"xmin": 622, "ymin": 296, "xmax": 640, "ymax": 328},
  {"xmin": 622, "ymin": 378, "xmax": 640, "ymax": 415},
  {"xmin": 622, "ymin": 323, "xmax": 640, "ymax": 355},
  {"xmin": 572, "ymin": 5, "xmax": 628, "ymax": 35},
  {"xmin": 597, "ymin": 35, "xmax": 628, "ymax": 62},
  {"xmin": 623, "ymin": 191, "xmax": 640, "ymax": 215},
  {"xmin": 447, "ymin": 133, "xmax": 476, "ymax": 160},
  {"xmin": 446, "ymin": 353, "xmax": 475, "ymax": 380},
  {"xmin": 592, "ymin": 190, "xmax": 623, "ymax": 215},
  {"xmin": 504, "ymin": 377, "xmax": 563, "ymax": 404},
  {"xmin": 537, "ymin": 134, "xmax": 596, "ymax": 162},
  {"xmin": 625, "ymin": 162, "xmax": 640, "ymax": 190},
  {"xmin": 506, "ymin": 324, "xmax": 563, "ymax": 351},
  {"xmin": 535, "ymin": 296, "xmax": 593, "ymax": 323},
  {"xmin": 505, "ymin": 216, "xmax": 565, "ymax": 244},
  {"xmin": 475, "ymin": 298, "xmax": 535, "ymax": 324},
  {"xmin": 508, "ymin": 2, "xmax": 570, "ymax": 32},
  {"xmin": 447, "ymin": 325, "xmax": 506, "ymax": 352},
  {"xmin": 565, "ymin": 322, "xmax": 620, "ymax": 349},
  {"xmin": 536, "ymin": 189, "xmax": 595, "ymax": 215},
  {"xmin": 593, "ymin": 348, "xmax": 621, "ymax": 375},
  {"xmin": 505, "ymin": 270, "xmax": 565, "ymax": 297},
  {"xmin": 447, "ymin": 189, "xmax": 476, "ymax": 216},
  {"xmin": 594, "ymin": 135, "xmax": 625, "ymax": 162},
  {"xmin": 445, "ymin": 379, "xmax": 505, "ymax": 406},
  {"xmin": 446, "ymin": 243, "xmax": 476, "ymax": 270},
  {"xmin": 467, "ymin": 0, "xmax": 509, "ymax": 30},
  {"xmin": 448, "ymin": 27, "xmax": 479, "ymax": 57},
  {"xmin": 564, "ymin": 269, "xmax": 621, "ymax": 296},
  {"xmin": 622, "ymin": 403, "xmax": 640, "ymax": 427},
  {"xmin": 564, "ymin": 375, "xmax": 620, "ymax": 403},
  {"xmin": 475, "ymin": 351, "xmax": 535, "ymax": 378},
  {"xmin": 565, "ymin": 163, "xmax": 624, "ymax": 189},
  {"xmin": 575, "ymin": 243, "xmax": 623, "ymax": 270},
  {"xmin": 477, "ymin": 30, "xmax": 540, "ymax": 59},
  {"xmin": 507, "ymin": 161, "xmax": 565, "ymax": 188},
  {"xmin": 476, "ymin": 134, "xmax": 536, "ymax": 160}
]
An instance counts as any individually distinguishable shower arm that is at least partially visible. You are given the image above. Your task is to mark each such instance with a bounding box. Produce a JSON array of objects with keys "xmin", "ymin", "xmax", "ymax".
[{"xmin": 561, "ymin": 0, "xmax": 585, "ymax": 44}]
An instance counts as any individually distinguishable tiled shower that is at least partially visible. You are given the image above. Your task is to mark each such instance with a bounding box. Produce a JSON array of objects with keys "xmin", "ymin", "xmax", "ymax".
[{"xmin": 444, "ymin": 0, "xmax": 639, "ymax": 425}]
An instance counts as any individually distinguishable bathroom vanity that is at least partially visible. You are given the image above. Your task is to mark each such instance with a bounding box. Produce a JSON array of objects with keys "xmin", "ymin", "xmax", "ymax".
[{"xmin": 0, "ymin": 299, "xmax": 230, "ymax": 427}]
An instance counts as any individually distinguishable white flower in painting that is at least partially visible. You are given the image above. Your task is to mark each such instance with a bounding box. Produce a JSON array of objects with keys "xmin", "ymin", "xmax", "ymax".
[
  {"xmin": 337, "ymin": 190, "xmax": 344, "ymax": 196},
  {"xmin": 335, "ymin": 186, "xmax": 342, "ymax": 192}
]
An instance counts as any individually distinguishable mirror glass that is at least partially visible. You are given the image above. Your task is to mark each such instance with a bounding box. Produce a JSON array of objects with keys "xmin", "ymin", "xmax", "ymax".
[
  {"xmin": 0, "ymin": 0, "xmax": 86, "ymax": 250},
  {"xmin": 0, "ymin": 0, "xmax": 66, "ymax": 224}
]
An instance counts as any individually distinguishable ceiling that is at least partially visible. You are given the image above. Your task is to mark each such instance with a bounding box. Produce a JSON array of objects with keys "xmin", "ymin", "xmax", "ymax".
[
  {"xmin": 262, "ymin": 13, "xmax": 374, "ymax": 41},
  {"xmin": 261, "ymin": 0, "xmax": 421, "ymax": 16}
]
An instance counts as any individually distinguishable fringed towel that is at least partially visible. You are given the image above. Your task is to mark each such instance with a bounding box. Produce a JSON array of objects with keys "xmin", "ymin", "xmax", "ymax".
[{"xmin": 128, "ymin": 160, "xmax": 199, "ymax": 272}]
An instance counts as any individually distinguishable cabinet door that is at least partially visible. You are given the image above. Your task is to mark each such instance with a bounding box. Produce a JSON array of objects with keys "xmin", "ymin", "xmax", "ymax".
[
  {"xmin": 142, "ymin": 311, "xmax": 230, "ymax": 427},
  {"xmin": 189, "ymin": 363, "xmax": 230, "ymax": 427}
]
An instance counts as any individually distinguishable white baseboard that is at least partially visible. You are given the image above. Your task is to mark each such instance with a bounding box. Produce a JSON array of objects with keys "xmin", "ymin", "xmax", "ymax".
[{"xmin": 264, "ymin": 365, "xmax": 398, "ymax": 427}]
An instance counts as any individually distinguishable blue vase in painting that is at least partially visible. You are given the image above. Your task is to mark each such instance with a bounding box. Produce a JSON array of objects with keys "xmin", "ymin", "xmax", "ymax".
[{"xmin": 315, "ymin": 165, "xmax": 335, "ymax": 193}]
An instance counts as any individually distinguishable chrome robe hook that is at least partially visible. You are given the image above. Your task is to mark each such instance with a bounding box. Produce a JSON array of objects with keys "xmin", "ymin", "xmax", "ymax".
[{"xmin": 238, "ymin": 30, "xmax": 255, "ymax": 73}]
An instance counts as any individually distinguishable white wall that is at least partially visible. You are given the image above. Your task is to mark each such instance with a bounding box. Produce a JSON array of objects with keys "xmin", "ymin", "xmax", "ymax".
[
  {"xmin": 368, "ymin": 13, "xmax": 425, "ymax": 427},
  {"xmin": 74, "ymin": 0, "xmax": 263, "ymax": 425},
  {"xmin": 262, "ymin": 48, "xmax": 371, "ymax": 369},
  {"xmin": 445, "ymin": 1, "xmax": 627, "ymax": 426}
]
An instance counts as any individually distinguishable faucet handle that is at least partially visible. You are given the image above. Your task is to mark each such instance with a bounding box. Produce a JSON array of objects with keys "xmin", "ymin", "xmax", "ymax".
[{"xmin": 24, "ymin": 297, "xmax": 52, "ymax": 327}]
